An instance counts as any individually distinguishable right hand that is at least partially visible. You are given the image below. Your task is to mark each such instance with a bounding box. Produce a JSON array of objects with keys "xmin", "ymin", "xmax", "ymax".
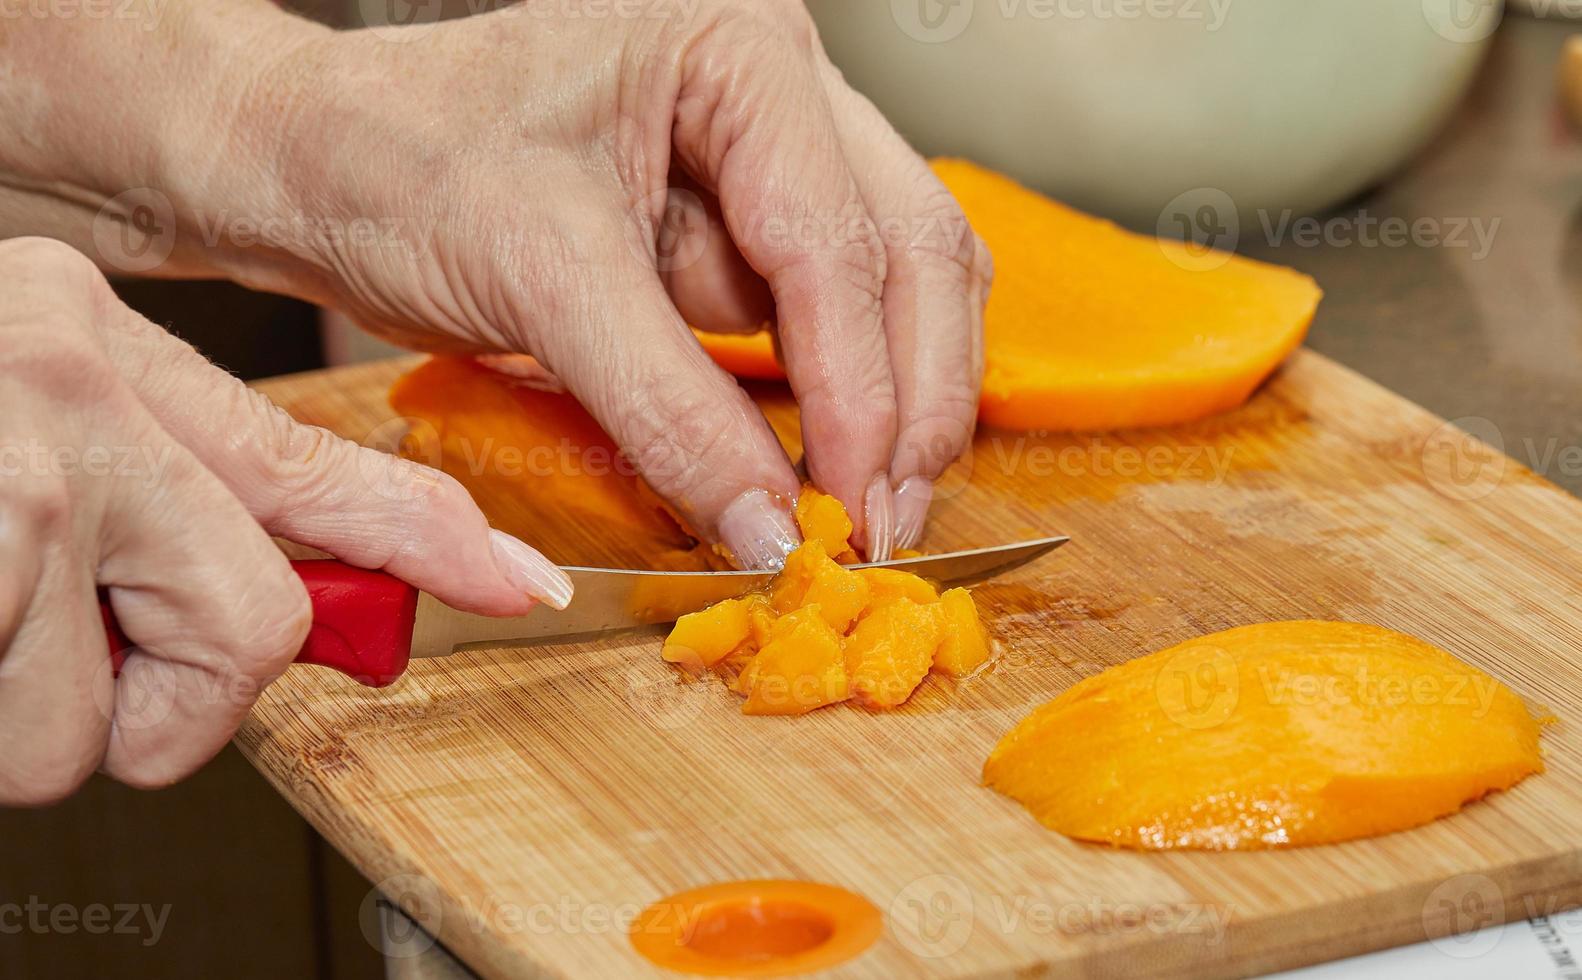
[{"xmin": 0, "ymin": 237, "xmax": 572, "ymax": 805}]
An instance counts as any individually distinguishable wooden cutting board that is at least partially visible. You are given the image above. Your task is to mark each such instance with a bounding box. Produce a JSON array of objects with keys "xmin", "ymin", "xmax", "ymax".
[{"xmin": 241, "ymin": 351, "xmax": 1582, "ymax": 979}]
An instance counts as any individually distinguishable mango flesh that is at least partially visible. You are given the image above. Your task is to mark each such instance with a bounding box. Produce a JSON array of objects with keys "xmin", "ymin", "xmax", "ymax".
[
  {"xmin": 739, "ymin": 607, "xmax": 849, "ymax": 716},
  {"xmin": 770, "ymin": 543, "xmax": 871, "ymax": 633},
  {"xmin": 984, "ymin": 621, "xmax": 1545, "ymax": 849},
  {"xmin": 795, "ymin": 487, "xmax": 855, "ymax": 559},
  {"xmin": 859, "ymin": 568, "xmax": 940, "ymax": 607},
  {"xmin": 662, "ymin": 597, "xmax": 751, "ymax": 669},
  {"xmin": 845, "ymin": 600, "xmax": 943, "ymax": 709},
  {"xmin": 662, "ymin": 488, "xmax": 995, "ymax": 715},
  {"xmin": 693, "ymin": 159, "xmax": 1321, "ymax": 432},
  {"xmin": 932, "ymin": 588, "xmax": 992, "ymax": 677}
]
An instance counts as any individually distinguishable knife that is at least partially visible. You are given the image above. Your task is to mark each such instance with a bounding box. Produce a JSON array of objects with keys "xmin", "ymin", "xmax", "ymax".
[{"xmin": 100, "ymin": 536, "xmax": 1067, "ymax": 687}]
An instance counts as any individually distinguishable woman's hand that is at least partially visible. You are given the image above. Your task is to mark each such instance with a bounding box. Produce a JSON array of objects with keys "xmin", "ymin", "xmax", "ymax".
[
  {"xmin": 0, "ymin": 0, "xmax": 990, "ymax": 567},
  {"xmin": 0, "ymin": 238, "xmax": 570, "ymax": 805}
]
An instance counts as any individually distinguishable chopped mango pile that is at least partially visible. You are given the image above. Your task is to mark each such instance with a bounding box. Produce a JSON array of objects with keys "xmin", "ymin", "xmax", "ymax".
[{"xmin": 661, "ymin": 489, "xmax": 993, "ymax": 715}]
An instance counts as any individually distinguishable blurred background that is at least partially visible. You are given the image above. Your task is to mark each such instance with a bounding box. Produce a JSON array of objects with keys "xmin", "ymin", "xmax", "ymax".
[{"xmin": 7, "ymin": 0, "xmax": 1582, "ymax": 977}]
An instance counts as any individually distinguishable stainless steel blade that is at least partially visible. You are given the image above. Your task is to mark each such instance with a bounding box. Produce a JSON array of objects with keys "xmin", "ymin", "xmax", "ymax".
[{"xmin": 408, "ymin": 535, "xmax": 1068, "ymax": 660}]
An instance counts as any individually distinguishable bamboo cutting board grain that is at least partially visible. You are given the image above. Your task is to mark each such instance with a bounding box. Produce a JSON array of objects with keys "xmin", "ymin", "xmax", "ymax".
[{"xmin": 241, "ymin": 351, "xmax": 1582, "ymax": 979}]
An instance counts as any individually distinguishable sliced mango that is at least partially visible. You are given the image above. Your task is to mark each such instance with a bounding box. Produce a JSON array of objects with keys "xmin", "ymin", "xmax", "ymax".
[
  {"xmin": 740, "ymin": 606, "xmax": 849, "ymax": 716},
  {"xmin": 795, "ymin": 487, "xmax": 854, "ymax": 558},
  {"xmin": 859, "ymin": 568, "xmax": 941, "ymax": 607},
  {"xmin": 770, "ymin": 542, "xmax": 870, "ymax": 633},
  {"xmin": 662, "ymin": 597, "xmax": 752, "ymax": 668},
  {"xmin": 694, "ymin": 159, "xmax": 1321, "ymax": 432},
  {"xmin": 932, "ymin": 588, "xmax": 991, "ymax": 677},
  {"xmin": 984, "ymin": 621, "xmax": 1546, "ymax": 849},
  {"xmin": 663, "ymin": 491, "xmax": 991, "ymax": 714},
  {"xmin": 845, "ymin": 600, "xmax": 943, "ymax": 709}
]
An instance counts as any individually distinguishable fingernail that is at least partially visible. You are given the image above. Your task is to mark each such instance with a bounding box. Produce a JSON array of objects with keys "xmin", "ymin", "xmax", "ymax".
[
  {"xmin": 719, "ymin": 488, "xmax": 801, "ymax": 570},
  {"xmin": 864, "ymin": 474, "xmax": 894, "ymax": 562},
  {"xmin": 892, "ymin": 477, "xmax": 933, "ymax": 551},
  {"xmin": 488, "ymin": 529, "xmax": 574, "ymax": 610}
]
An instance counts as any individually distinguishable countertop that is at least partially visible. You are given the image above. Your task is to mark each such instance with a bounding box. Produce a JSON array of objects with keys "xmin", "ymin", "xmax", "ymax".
[{"xmin": 1247, "ymin": 14, "xmax": 1582, "ymax": 499}]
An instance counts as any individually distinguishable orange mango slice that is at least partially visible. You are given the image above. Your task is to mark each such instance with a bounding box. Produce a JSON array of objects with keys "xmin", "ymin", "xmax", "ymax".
[
  {"xmin": 844, "ymin": 600, "xmax": 943, "ymax": 710},
  {"xmin": 694, "ymin": 159, "xmax": 1321, "ymax": 432},
  {"xmin": 740, "ymin": 606, "xmax": 849, "ymax": 716},
  {"xmin": 858, "ymin": 567, "xmax": 941, "ymax": 607},
  {"xmin": 932, "ymin": 587, "xmax": 992, "ymax": 677},
  {"xmin": 770, "ymin": 542, "xmax": 870, "ymax": 634},
  {"xmin": 663, "ymin": 597, "xmax": 753, "ymax": 669},
  {"xmin": 388, "ymin": 356, "xmax": 701, "ymax": 566},
  {"xmin": 984, "ymin": 621, "xmax": 1545, "ymax": 849},
  {"xmin": 795, "ymin": 486, "xmax": 855, "ymax": 558}
]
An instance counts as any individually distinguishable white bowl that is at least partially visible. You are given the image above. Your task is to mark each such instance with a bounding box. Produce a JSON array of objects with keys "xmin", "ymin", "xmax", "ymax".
[{"xmin": 808, "ymin": 0, "xmax": 1501, "ymax": 227}]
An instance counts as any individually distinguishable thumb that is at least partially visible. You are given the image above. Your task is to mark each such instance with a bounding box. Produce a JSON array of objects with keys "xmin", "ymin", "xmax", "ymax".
[{"xmin": 93, "ymin": 304, "xmax": 571, "ymax": 616}]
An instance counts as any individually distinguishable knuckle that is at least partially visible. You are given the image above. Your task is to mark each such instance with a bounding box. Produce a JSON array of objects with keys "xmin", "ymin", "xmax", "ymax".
[
  {"xmin": 622, "ymin": 380, "xmax": 738, "ymax": 497},
  {"xmin": 971, "ymin": 234, "xmax": 995, "ymax": 289},
  {"xmin": 0, "ymin": 236, "xmax": 99, "ymax": 279},
  {"xmin": 0, "ymin": 473, "xmax": 74, "ymax": 538}
]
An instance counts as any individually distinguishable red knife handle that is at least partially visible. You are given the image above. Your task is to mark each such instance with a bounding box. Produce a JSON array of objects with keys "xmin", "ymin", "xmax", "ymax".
[{"xmin": 102, "ymin": 560, "xmax": 420, "ymax": 688}]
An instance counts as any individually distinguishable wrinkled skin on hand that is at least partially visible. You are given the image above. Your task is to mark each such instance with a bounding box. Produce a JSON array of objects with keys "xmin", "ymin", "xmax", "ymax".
[
  {"xmin": 0, "ymin": 238, "xmax": 568, "ymax": 805},
  {"xmin": 226, "ymin": 0, "xmax": 991, "ymax": 562}
]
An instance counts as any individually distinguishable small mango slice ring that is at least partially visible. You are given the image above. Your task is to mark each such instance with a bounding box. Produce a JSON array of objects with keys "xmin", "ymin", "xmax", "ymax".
[{"xmin": 630, "ymin": 880, "xmax": 881, "ymax": 977}]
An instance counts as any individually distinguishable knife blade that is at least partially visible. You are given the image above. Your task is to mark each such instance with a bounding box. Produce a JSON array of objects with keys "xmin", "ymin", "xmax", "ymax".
[
  {"xmin": 100, "ymin": 536, "xmax": 1067, "ymax": 687},
  {"xmin": 408, "ymin": 535, "xmax": 1069, "ymax": 660}
]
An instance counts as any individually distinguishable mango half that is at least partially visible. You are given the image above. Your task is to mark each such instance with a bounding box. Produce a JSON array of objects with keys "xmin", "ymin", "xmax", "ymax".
[{"xmin": 984, "ymin": 621, "xmax": 1545, "ymax": 849}]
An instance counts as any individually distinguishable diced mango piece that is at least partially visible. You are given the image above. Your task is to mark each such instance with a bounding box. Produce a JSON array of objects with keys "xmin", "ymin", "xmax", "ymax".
[
  {"xmin": 770, "ymin": 542, "xmax": 870, "ymax": 632},
  {"xmin": 795, "ymin": 487, "xmax": 854, "ymax": 557},
  {"xmin": 662, "ymin": 597, "xmax": 752, "ymax": 668},
  {"xmin": 859, "ymin": 567, "xmax": 941, "ymax": 607},
  {"xmin": 844, "ymin": 600, "xmax": 942, "ymax": 709},
  {"xmin": 741, "ymin": 606, "xmax": 850, "ymax": 715},
  {"xmin": 933, "ymin": 588, "xmax": 992, "ymax": 677},
  {"xmin": 745, "ymin": 593, "xmax": 776, "ymax": 650},
  {"xmin": 894, "ymin": 548, "xmax": 923, "ymax": 559}
]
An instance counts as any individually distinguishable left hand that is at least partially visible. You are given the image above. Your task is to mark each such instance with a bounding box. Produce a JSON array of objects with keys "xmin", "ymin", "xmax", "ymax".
[{"xmin": 0, "ymin": 0, "xmax": 992, "ymax": 566}]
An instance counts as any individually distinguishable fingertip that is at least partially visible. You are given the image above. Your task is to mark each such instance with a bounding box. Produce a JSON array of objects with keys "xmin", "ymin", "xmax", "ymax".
[
  {"xmin": 488, "ymin": 529, "xmax": 574, "ymax": 610},
  {"xmin": 718, "ymin": 488, "xmax": 801, "ymax": 570},
  {"xmin": 892, "ymin": 476, "xmax": 932, "ymax": 552},
  {"xmin": 862, "ymin": 473, "xmax": 894, "ymax": 563}
]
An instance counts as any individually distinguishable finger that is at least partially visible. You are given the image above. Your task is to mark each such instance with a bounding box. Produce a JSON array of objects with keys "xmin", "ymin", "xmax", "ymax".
[
  {"xmin": 93, "ymin": 308, "xmax": 571, "ymax": 616},
  {"xmin": 820, "ymin": 75, "xmax": 991, "ymax": 551},
  {"xmin": 0, "ymin": 487, "xmax": 108, "ymax": 806},
  {"xmin": 523, "ymin": 208, "xmax": 802, "ymax": 569},
  {"xmin": 94, "ymin": 422, "xmax": 312, "ymax": 789},
  {"xmin": 672, "ymin": 22, "xmax": 898, "ymax": 558},
  {"xmin": 656, "ymin": 173, "xmax": 775, "ymax": 335}
]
